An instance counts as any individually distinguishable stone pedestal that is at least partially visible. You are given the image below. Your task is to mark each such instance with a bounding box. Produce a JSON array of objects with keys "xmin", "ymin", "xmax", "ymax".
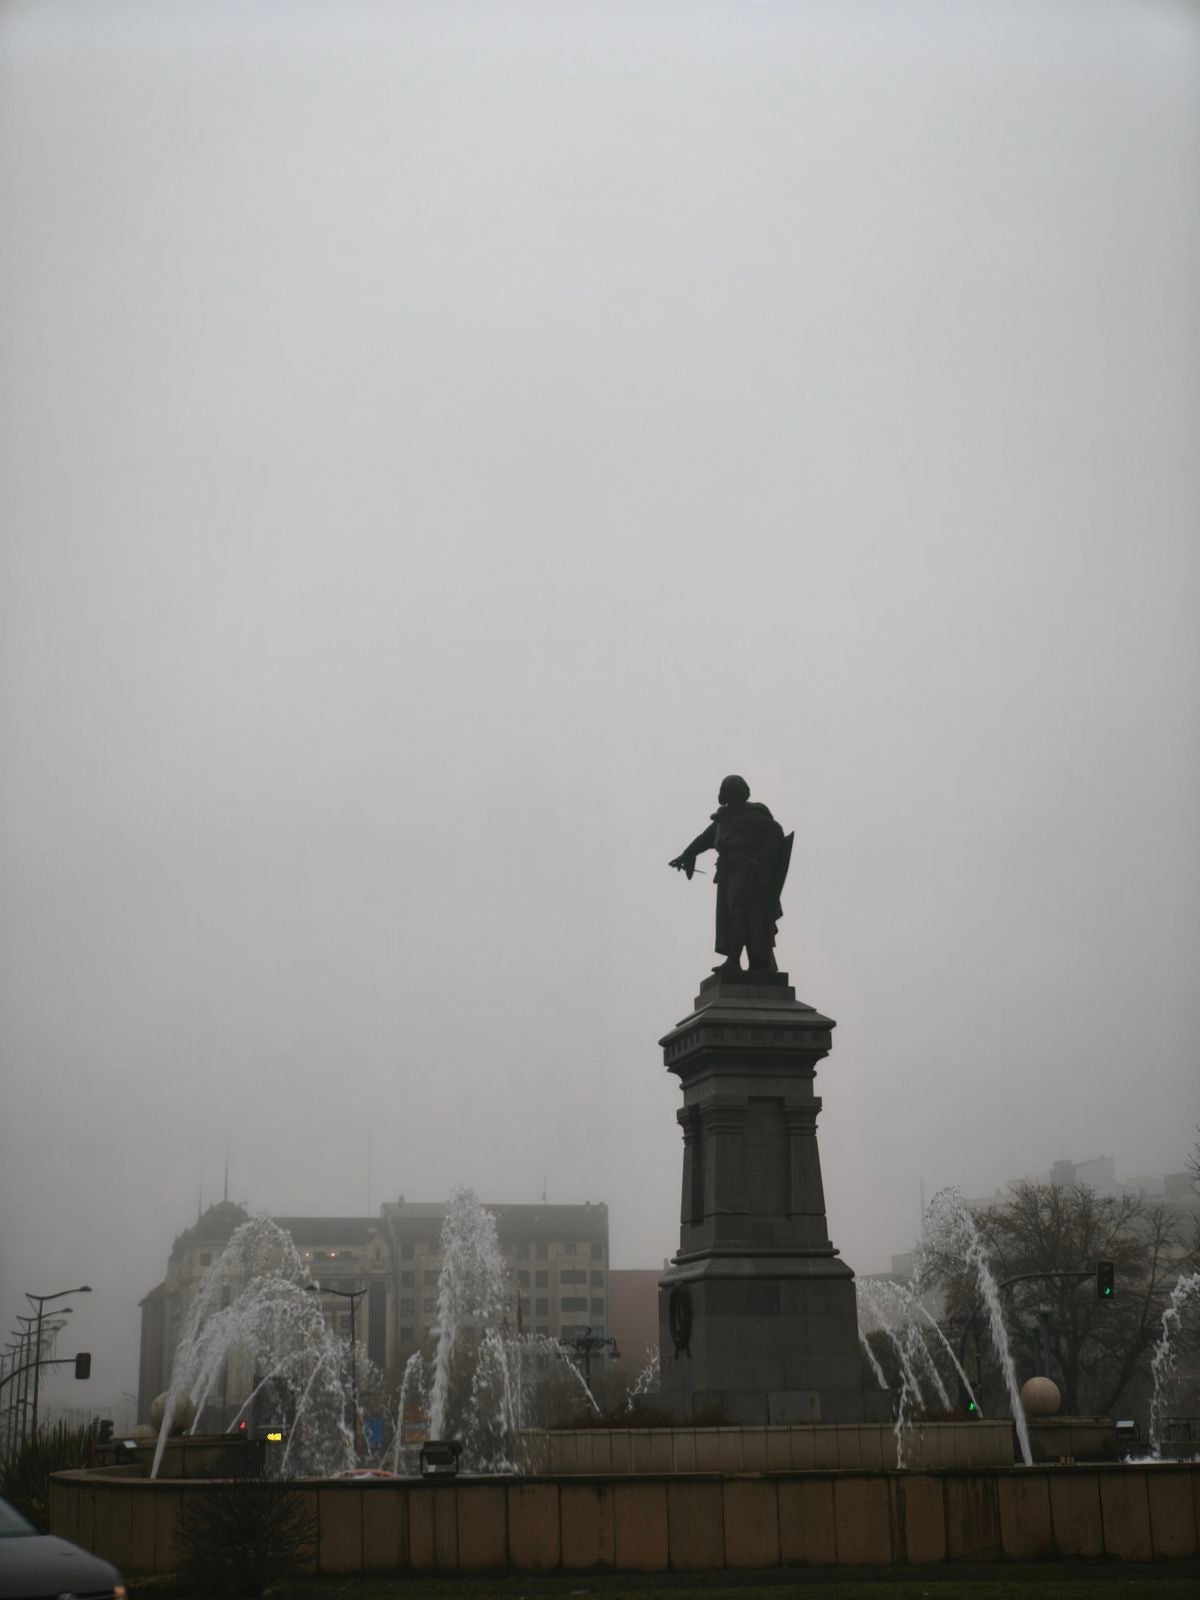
[{"xmin": 656, "ymin": 971, "xmax": 890, "ymax": 1425}]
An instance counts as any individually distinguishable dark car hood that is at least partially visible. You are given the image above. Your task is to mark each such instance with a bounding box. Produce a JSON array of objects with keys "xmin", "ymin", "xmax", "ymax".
[{"xmin": 0, "ymin": 1532, "xmax": 120, "ymax": 1598}]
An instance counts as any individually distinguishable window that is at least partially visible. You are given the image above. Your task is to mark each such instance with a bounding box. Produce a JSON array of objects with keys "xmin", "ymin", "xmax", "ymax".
[
  {"xmin": 591, "ymin": 1242, "xmax": 604, "ymax": 1260},
  {"xmin": 563, "ymin": 1242, "xmax": 577, "ymax": 1255},
  {"xmin": 339, "ymin": 1315, "xmax": 353, "ymax": 1334},
  {"xmin": 560, "ymin": 1296, "xmax": 587, "ymax": 1312},
  {"xmin": 517, "ymin": 1270, "xmax": 530, "ymax": 1286},
  {"xmin": 535, "ymin": 1242, "xmax": 547, "ymax": 1261},
  {"xmin": 591, "ymin": 1298, "xmax": 605, "ymax": 1318},
  {"xmin": 590, "ymin": 1270, "xmax": 604, "ymax": 1288},
  {"xmin": 536, "ymin": 1326, "xmax": 549, "ymax": 1337},
  {"xmin": 399, "ymin": 1325, "xmax": 415, "ymax": 1343},
  {"xmin": 423, "ymin": 1270, "xmax": 438, "ymax": 1286},
  {"xmin": 199, "ymin": 1252, "xmax": 211, "ymax": 1267},
  {"xmin": 422, "ymin": 1297, "xmax": 436, "ymax": 1314},
  {"xmin": 535, "ymin": 1298, "xmax": 549, "ymax": 1316},
  {"xmin": 560, "ymin": 1269, "xmax": 586, "ymax": 1284},
  {"xmin": 401, "ymin": 1241, "xmax": 414, "ymax": 1260},
  {"xmin": 400, "ymin": 1271, "xmax": 414, "ymax": 1288},
  {"xmin": 535, "ymin": 1270, "xmax": 548, "ymax": 1288},
  {"xmin": 517, "ymin": 1242, "xmax": 529, "ymax": 1260},
  {"xmin": 400, "ymin": 1298, "xmax": 414, "ymax": 1315}
]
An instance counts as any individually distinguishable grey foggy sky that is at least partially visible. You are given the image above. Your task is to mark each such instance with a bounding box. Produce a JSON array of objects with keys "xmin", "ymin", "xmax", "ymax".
[{"xmin": 2, "ymin": 0, "xmax": 1198, "ymax": 1418}]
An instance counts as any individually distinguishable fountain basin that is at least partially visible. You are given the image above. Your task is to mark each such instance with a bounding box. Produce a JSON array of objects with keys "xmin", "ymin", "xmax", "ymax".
[
  {"xmin": 517, "ymin": 1419, "xmax": 1014, "ymax": 1473},
  {"xmin": 1026, "ymin": 1417, "xmax": 1136, "ymax": 1464},
  {"xmin": 49, "ymin": 1459, "xmax": 1199, "ymax": 1576}
]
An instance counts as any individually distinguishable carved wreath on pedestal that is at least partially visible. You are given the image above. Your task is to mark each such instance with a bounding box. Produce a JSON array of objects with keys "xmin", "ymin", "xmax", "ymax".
[{"xmin": 668, "ymin": 1283, "xmax": 692, "ymax": 1357}]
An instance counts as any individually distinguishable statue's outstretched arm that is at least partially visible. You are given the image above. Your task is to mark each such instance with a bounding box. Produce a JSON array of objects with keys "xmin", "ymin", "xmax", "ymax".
[{"xmin": 669, "ymin": 823, "xmax": 717, "ymax": 879}]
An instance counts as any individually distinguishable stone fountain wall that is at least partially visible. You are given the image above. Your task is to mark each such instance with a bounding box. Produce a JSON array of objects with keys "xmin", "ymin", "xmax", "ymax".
[
  {"xmin": 49, "ymin": 1460, "xmax": 1200, "ymax": 1576},
  {"xmin": 516, "ymin": 1419, "xmax": 1014, "ymax": 1473}
]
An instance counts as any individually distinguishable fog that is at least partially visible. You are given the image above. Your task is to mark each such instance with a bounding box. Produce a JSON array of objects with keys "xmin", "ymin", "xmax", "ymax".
[{"xmin": 2, "ymin": 0, "xmax": 1197, "ymax": 1421}]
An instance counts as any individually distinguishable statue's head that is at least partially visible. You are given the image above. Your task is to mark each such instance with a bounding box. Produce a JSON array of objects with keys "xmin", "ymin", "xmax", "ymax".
[{"xmin": 718, "ymin": 774, "xmax": 750, "ymax": 806}]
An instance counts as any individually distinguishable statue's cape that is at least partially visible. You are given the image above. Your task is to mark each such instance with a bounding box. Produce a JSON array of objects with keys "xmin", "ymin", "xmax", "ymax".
[
  {"xmin": 708, "ymin": 804, "xmax": 791, "ymax": 912},
  {"xmin": 770, "ymin": 831, "xmax": 794, "ymax": 913}
]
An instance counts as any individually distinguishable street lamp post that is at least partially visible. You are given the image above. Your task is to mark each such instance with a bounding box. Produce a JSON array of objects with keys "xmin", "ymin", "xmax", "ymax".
[
  {"xmin": 1, "ymin": 1344, "xmax": 20, "ymax": 1451},
  {"xmin": 14, "ymin": 1317, "xmax": 37, "ymax": 1447},
  {"xmin": 26, "ymin": 1287, "xmax": 90, "ymax": 1437},
  {"xmin": 559, "ymin": 1325, "xmax": 622, "ymax": 1399},
  {"xmin": 4, "ymin": 1337, "xmax": 33, "ymax": 1447},
  {"xmin": 306, "ymin": 1282, "xmax": 368, "ymax": 1439}
]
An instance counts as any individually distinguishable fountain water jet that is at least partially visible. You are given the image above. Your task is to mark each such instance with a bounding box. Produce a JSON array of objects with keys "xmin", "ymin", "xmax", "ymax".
[
  {"xmin": 916, "ymin": 1188, "xmax": 1032, "ymax": 1465},
  {"xmin": 150, "ymin": 1217, "xmax": 357, "ymax": 1479},
  {"xmin": 391, "ymin": 1351, "xmax": 430, "ymax": 1474},
  {"xmin": 858, "ymin": 1331, "xmax": 888, "ymax": 1392},
  {"xmin": 624, "ymin": 1345, "xmax": 661, "ymax": 1413},
  {"xmin": 1148, "ymin": 1270, "xmax": 1200, "ymax": 1459},
  {"xmin": 427, "ymin": 1187, "xmax": 509, "ymax": 1443},
  {"xmin": 395, "ymin": 1189, "xmax": 602, "ymax": 1473}
]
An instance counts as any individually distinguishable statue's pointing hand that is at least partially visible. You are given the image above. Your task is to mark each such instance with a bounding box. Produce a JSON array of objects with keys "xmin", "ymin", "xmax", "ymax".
[{"xmin": 669, "ymin": 854, "xmax": 695, "ymax": 880}]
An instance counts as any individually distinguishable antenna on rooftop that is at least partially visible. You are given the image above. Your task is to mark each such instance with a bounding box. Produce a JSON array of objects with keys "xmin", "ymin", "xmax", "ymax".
[
  {"xmin": 223, "ymin": 1133, "xmax": 229, "ymax": 1205},
  {"xmin": 541, "ymin": 1174, "xmax": 548, "ymax": 1203}
]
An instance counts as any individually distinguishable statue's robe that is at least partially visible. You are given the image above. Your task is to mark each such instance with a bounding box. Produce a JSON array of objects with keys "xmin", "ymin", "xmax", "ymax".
[{"xmin": 683, "ymin": 800, "xmax": 786, "ymax": 960}]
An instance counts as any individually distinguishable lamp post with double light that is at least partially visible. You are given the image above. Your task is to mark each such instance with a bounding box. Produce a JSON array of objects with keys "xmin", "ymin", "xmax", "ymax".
[
  {"xmin": 26, "ymin": 1287, "xmax": 90, "ymax": 1435},
  {"xmin": 306, "ymin": 1281, "xmax": 368, "ymax": 1444},
  {"xmin": 559, "ymin": 1325, "xmax": 622, "ymax": 1404}
]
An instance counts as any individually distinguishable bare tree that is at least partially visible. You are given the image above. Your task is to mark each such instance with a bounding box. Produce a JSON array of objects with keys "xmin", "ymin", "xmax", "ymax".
[{"xmin": 925, "ymin": 1181, "xmax": 1192, "ymax": 1418}]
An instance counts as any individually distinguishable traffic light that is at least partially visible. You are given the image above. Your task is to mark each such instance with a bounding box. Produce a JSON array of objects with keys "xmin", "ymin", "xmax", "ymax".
[
  {"xmin": 1096, "ymin": 1261, "xmax": 1115, "ymax": 1300},
  {"xmin": 74, "ymin": 1352, "xmax": 92, "ymax": 1380}
]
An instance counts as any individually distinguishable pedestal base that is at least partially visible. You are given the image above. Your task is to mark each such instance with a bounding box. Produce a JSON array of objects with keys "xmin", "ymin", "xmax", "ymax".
[
  {"xmin": 655, "ymin": 971, "xmax": 890, "ymax": 1427},
  {"xmin": 645, "ymin": 1387, "xmax": 894, "ymax": 1425}
]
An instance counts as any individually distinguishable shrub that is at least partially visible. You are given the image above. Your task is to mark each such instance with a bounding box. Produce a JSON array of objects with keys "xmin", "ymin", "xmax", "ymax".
[
  {"xmin": 0, "ymin": 1420, "xmax": 97, "ymax": 1529},
  {"xmin": 176, "ymin": 1460, "xmax": 316, "ymax": 1599}
]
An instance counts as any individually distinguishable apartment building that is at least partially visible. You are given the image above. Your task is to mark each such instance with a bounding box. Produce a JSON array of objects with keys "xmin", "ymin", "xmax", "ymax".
[
  {"xmin": 138, "ymin": 1195, "xmax": 609, "ymax": 1420},
  {"xmin": 382, "ymin": 1198, "xmax": 609, "ymax": 1360}
]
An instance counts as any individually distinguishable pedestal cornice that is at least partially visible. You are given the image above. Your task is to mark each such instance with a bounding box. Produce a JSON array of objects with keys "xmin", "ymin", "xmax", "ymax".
[{"xmin": 659, "ymin": 972, "xmax": 836, "ymax": 1079}]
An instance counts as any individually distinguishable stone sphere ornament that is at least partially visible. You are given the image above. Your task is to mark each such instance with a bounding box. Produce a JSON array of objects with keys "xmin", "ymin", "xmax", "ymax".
[
  {"xmin": 150, "ymin": 1390, "xmax": 197, "ymax": 1432},
  {"xmin": 1020, "ymin": 1376, "xmax": 1061, "ymax": 1416}
]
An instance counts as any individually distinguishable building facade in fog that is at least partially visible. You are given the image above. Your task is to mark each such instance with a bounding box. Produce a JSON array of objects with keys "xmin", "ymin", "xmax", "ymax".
[
  {"xmin": 965, "ymin": 1154, "xmax": 1198, "ymax": 1226},
  {"xmin": 606, "ymin": 1267, "xmax": 661, "ymax": 1391},
  {"xmin": 138, "ymin": 1196, "xmax": 609, "ymax": 1423},
  {"xmin": 886, "ymin": 1153, "xmax": 1199, "ymax": 1278},
  {"xmin": 381, "ymin": 1198, "xmax": 609, "ymax": 1352}
]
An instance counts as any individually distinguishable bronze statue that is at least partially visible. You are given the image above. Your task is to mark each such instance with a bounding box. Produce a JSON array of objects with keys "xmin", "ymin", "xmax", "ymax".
[{"xmin": 669, "ymin": 776, "xmax": 793, "ymax": 975}]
